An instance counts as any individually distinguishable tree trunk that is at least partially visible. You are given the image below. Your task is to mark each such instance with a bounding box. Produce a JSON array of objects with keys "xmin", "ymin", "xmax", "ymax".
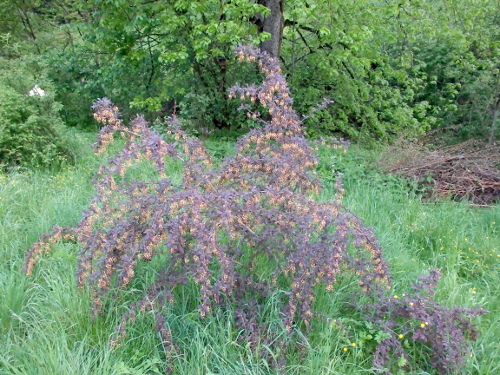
[{"xmin": 257, "ymin": 0, "xmax": 284, "ymax": 58}]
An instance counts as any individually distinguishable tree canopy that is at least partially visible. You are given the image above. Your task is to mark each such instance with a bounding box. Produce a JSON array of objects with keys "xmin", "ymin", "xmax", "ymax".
[{"xmin": 1, "ymin": 0, "xmax": 499, "ymax": 141}]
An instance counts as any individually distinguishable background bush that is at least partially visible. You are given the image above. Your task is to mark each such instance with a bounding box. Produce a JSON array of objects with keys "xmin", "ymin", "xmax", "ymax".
[{"xmin": 0, "ymin": 56, "xmax": 73, "ymax": 169}]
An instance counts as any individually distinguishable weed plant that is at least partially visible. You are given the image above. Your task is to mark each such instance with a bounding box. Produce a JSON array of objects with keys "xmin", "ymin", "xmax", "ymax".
[{"xmin": 15, "ymin": 47, "xmax": 494, "ymax": 374}]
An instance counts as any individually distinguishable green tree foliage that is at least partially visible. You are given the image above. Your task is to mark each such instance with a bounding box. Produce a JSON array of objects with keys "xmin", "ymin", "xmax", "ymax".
[
  {"xmin": 282, "ymin": 0, "xmax": 435, "ymax": 139},
  {"xmin": 49, "ymin": 0, "xmax": 271, "ymax": 130},
  {"xmin": 281, "ymin": 0, "xmax": 500, "ymax": 140},
  {"xmin": 384, "ymin": 0, "xmax": 500, "ymax": 139},
  {"xmin": 2, "ymin": 0, "xmax": 499, "ymax": 141},
  {"xmin": 0, "ymin": 0, "xmax": 80, "ymax": 56},
  {"xmin": 0, "ymin": 0, "xmax": 92, "ymax": 127}
]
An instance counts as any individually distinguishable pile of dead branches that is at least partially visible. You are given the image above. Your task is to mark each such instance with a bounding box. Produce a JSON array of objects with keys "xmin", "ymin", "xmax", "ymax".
[{"xmin": 379, "ymin": 139, "xmax": 500, "ymax": 205}]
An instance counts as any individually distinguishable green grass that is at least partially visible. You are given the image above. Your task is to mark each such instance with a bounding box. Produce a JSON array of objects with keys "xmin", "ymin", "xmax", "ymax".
[{"xmin": 0, "ymin": 136, "xmax": 498, "ymax": 374}]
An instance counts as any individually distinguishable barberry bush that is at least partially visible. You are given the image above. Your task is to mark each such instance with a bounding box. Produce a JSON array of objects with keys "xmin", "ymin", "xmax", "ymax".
[
  {"xmin": 353, "ymin": 269, "xmax": 485, "ymax": 374},
  {"xmin": 24, "ymin": 46, "xmax": 484, "ymax": 374}
]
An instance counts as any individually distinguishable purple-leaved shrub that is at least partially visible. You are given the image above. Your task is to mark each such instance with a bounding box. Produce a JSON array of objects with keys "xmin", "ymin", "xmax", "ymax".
[
  {"xmin": 24, "ymin": 46, "xmax": 483, "ymax": 373},
  {"xmin": 358, "ymin": 269, "xmax": 485, "ymax": 374}
]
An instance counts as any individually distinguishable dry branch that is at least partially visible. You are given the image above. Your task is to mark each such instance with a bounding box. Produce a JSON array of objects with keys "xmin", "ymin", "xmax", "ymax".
[{"xmin": 380, "ymin": 139, "xmax": 500, "ymax": 204}]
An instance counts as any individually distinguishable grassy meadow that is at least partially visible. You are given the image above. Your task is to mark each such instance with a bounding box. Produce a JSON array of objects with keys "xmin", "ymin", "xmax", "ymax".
[{"xmin": 0, "ymin": 134, "xmax": 498, "ymax": 375}]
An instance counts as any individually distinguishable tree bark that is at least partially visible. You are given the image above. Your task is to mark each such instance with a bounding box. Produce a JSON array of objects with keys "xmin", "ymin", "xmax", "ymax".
[{"xmin": 257, "ymin": 0, "xmax": 284, "ymax": 58}]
